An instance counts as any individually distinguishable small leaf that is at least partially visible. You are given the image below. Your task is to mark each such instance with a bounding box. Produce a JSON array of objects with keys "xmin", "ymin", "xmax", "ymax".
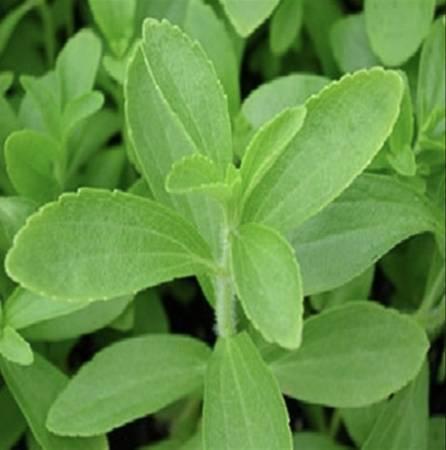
[
  {"xmin": 0, "ymin": 326, "xmax": 33, "ymax": 366},
  {"xmin": 365, "ymin": 0, "xmax": 435, "ymax": 66},
  {"xmin": 271, "ymin": 302, "xmax": 429, "ymax": 407},
  {"xmin": 47, "ymin": 335, "xmax": 211, "ymax": 436},
  {"xmin": 241, "ymin": 73, "xmax": 328, "ymax": 130},
  {"xmin": 4, "ymin": 288, "xmax": 89, "ymax": 330},
  {"xmin": 292, "ymin": 174, "xmax": 442, "ymax": 294},
  {"xmin": 219, "ymin": 0, "xmax": 280, "ymax": 37},
  {"xmin": 22, "ymin": 295, "xmax": 132, "ymax": 341},
  {"xmin": 302, "ymin": 0, "xmax": 342, "ymax": 76},
  {"xmin": 203, "ymin": 332, "xmax": 292, "ymax": 450},
  {"xmin": 417, "ymin": 17, "xmax": 446, "ymax": 145},
  {"xmin": 362, "ymin": 363, "xmax": 429, "ymax": 450},
  {"xmin": 20, "ymin": 73, "xmax": 62, "ymax": 138},
  {"xmin": 62, "ymin": 91, "xmax": 104, "ymax": 133},
  {"xmin": 269, "ymin": 0, "xmax": 304, "ymax": 55},
  {"xmin": 242, "ymin": 68, "xmax": 404, "ymax": 233},
  {"xmin": 5, "ymin": 130, "xmax": 62, "ymax": 203},
  {"xmin": 88, "ymin": 0, "xmax": 136, "ymax": 57},
  {"xmin": 330, "ymin": 13, "xmax": 379, "ymax": 73},
  {"xmin": 241, "ymin": 106, "xmax": 306, "ymax": 203},
  {"xmin": 56, "ymin": 29, "xmax": 102, "ymax": 104},
  {"xmin": 0, "ymin": 196, "xmax": 36, "ymax": 253},
  {"xmin": 387, "ymin": 73, "xmax": 416, "ymax": 176},
  {"xmin": 0, "ymin": 353, "xmax": 108, "ymax": 450},
  {"xmin": 183, "ymin": 0, "xmax": 240, "ymax": 115},
  {"xmin": 6, "ymin": 189, "xmax": 215, "ymax": 302},
  {"xmin": 231, "ymin": 223, "xmax": 303, "ymax": 349},
  {"xmin": 166, "ymin": 154, "xmax": 223, "ymax": 195}
]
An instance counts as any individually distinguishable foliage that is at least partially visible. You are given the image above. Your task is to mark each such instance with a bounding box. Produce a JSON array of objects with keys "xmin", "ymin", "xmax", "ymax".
[{"xmin": 0, "ymin": 0, "xmax": 444, "ymax": 449}]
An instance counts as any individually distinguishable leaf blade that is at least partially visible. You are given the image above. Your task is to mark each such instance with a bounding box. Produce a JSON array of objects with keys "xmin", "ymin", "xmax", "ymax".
[
  {"xmin": 271, "ymin": 302, "xmax": 429, "ymax": 407},
  {"xmin": 203, "ymin": 332, "xmax": 292, "ymax": 450},
  {"xmin": 47, "ymin": 335, "xmax": 211, "ymax": 436},
  {"xmin": 242, "ymin": 68, "xmax": 404, "ymax": 233},
  {"xmin": 231, "ymin": 223, "xmax": 303, "ymax": 349},
  {"xmin": 6, "ymin": 189, "xmax": 215, "ymax": 302}
]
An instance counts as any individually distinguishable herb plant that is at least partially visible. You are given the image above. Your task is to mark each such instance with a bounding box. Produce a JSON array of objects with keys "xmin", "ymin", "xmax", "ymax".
[{"xmin": 0, "ymin": 0, "xmax": 445, "ymax": 449}]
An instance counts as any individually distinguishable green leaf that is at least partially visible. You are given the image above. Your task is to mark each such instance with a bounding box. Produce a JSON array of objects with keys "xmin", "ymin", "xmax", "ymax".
[
  {"xmin": 203, "ymin": 332, "xmax": 292, "ymax": 450},
  {"xmin": 0, "ymin": 0, "xmax": 39, "ymax": 56},
  {"xmin": 88, "ymin": 0, "xmax": 136, "ymax": 57},
  {"xmin": 6, "ymin": 189, "xmax": 215, "ymax": 302},
  {"xmin": 241, "ymin": 106, "xmax": 306, "ymax": 204},
  {"xmin": 62, "ymin": 90, "xmax": 104, "ymax": 133},
  {"xmin": 22, "ymin": 295, "xmax": 132, "ymax": 341},
  {"xmin": 5, "ymin": 130, "xmax": 62, "ymax": 203},
  {"xmin": 362, "ymin": 363, "xmax": 429, "ymax": 450},
  {"xmin": 183, "ymin": 0, "xmax": 240, "ymax": 116},
  {"xmin": 385, "ymin": 72, "xmax": 417, "ymax": 176},
  {"xmin": 311, "ymin": 266, "xmax": 374, "ymax": 311},
  {"xmin": 241, "ymin": 74, "xmax": 329, "ymax": 130},
  {"xmin": 330, "ymin": 13, "xmax": 379, "ymax": 73},
  {"xmin": 271, "ymin": 302, "xmax": 429, "ymax": 407},
  {"xmin": 0, "ymin": 326, "xmax": 33, "ymax": 366},
  {"xmin": 417, "ymin": 17, "xmax": 446, "ymax": 145},
  {"xmin": 292, "ymin": 174, "xmax": 442, "ymax": 294},
  {"xmin": 429, "ymin": 417, "xmax": 446, "ymax": 450},
  {"xmin": 139, "ymin": 19, "xmax": 232, "ymax": 169},
  {"xmin": 0, "ymin": 71, "xmax": 13, "ymax": 93},
  {"xmin": 4, "ymin": 288, "xmax": 89, "ymax": 330},
  {"xmin": 231, "ymin": 223, "xmax": 303, "ymax": 349},
  {"xmin": 219, "ymin": 0, "xmax": 280, "ymax": 37},
  {"xmin": 269, "ymin": 0, "xmax": 304, "ymax": 55},
  {"xmin": 125, "ymin": 19, "xmax": 230, "ymax": 255},
  {"xmin": 365, "ymin": 0, "xmax": 435, "ymax": 66},
  {"xmin": 0, "ymin": 196, "xmax": 36, "ymax": 253},
  {"xmin": 0, "ymin": 385, "xmax": 27, "ymax": 450},
  {"xmin": 82, "ymin": 146, "xmax": 126, "ymax": 189},
  {"xmin": 20, "ymin": 73, "xmax": 62, "ymax": 138},
  {"xmin": 166, "ymin": 154, "xmax": 223, "ymax": 195},
  {"xmin": 293, "ymin": 432, "xmax": 350, "ymax": 450},
  {"xmin": 340, "ymin": 401, "xmax": 385, "ymax": 447},
  {"xmin": 242, "ymin": 68, "xmax": 404, "ymax": 233},
  {"xmin": 47, "ymin": 335, "xmax": 211, "ymax": 436},
  {"xmin": 133, "ymin": 289, "xmax": 169, "ymax": 335},
  {"xmin": 0, "ymin": 353, "xmax": 108, "ymax": 450},
  {"xmin": 56, "ymin": 29, "xmax": 102, "ymax": 104},
  {"xmin": 303, "ymin": 0, "xmax": 342, "ymax": 76}
]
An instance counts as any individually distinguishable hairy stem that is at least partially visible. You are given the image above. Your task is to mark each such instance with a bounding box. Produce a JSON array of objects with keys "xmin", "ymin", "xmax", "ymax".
[{"xmin": 214, "ymin": 214, "xmax": 236, "ymax": 338}]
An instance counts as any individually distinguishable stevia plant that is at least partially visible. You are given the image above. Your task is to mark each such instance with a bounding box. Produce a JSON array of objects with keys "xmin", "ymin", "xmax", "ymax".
[{"xmin": 0, "ymin": 0, "xmax": 445, "ymax": 449}]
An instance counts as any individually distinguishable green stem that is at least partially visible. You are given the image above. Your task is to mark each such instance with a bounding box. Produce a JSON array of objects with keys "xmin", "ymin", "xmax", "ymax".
[{"xmin": 214, "ymin": 216, "xmax": 237, "ymax": 338}]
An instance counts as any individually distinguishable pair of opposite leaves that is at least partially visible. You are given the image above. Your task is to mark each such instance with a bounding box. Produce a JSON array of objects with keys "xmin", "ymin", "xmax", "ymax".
[{"xmin": 5, "ymin": 19, "xmax": 405, "ymax": 352}]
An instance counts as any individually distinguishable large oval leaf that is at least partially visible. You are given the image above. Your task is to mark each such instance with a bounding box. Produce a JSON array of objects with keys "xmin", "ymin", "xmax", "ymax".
[
  {"xmin": 6, "ymin": 189, "xmax": 215, "ymax": 302},
  {"xmin": 47, "ymin": 335, "xmax": 211, "ymax": 436},
  {"xmin": 271, "ymin": 302, "xmax": 429, "ymax": 407}
]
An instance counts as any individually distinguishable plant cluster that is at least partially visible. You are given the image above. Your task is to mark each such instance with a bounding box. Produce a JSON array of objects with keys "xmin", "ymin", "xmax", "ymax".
[{"xmin": 0, "ymin": 0, "xmax": 445, "ymax": 449}]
